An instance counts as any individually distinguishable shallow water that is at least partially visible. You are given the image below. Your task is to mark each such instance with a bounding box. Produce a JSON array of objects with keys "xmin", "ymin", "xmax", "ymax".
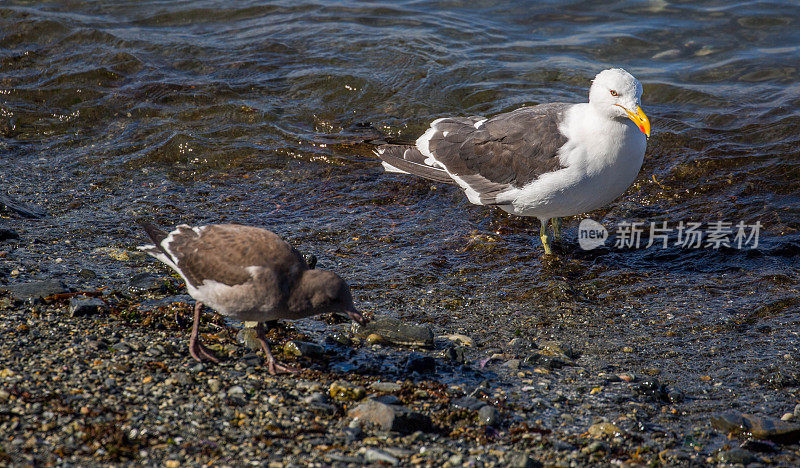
[{"xmin": 1, "ymin": 0, "xmax": 799, "ymax": 455}]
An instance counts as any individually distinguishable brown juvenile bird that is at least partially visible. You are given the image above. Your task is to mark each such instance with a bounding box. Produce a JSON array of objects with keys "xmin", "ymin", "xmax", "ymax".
[{"xmin": 138, "ymin": 223, "xmax": 365, "ymax": 375}]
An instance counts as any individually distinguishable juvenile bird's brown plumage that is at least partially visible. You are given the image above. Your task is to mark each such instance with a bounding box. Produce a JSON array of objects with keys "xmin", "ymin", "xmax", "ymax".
[{"xmin": 138, "ymin": 223, "xmax": 365, "ymax": 374}]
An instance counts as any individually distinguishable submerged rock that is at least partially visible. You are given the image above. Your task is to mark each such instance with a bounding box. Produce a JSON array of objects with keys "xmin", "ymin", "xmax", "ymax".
[
  {"xmin": 348, "ymin": 398, "xmax": 433, "ymax": 434},
  {"xmin": 2, "ymin": 280, "xmax": 68, "ymax": 300},
  {"xmin": 405, "ymin": 353, "xmax": 436, "ymax": 374},
  {"xmin": 128, "ymin": 273, "xmax": 166, "ymax": 292},
  {"xmin": 711, "ymin": 411, "xmax": 800, "ymax": 444},
  {"xmin": 353, "ymin": 318, "xmax": 434, "ymax": 347},
  {"xmin": 0, "ymin": 228, "xmax": 19, "ymax": 242}
]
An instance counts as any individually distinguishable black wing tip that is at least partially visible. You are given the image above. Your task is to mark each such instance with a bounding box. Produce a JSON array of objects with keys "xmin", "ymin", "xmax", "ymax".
[{"xmin": 138, "ymin": 221, "xmax": 168, "ymax": 245}]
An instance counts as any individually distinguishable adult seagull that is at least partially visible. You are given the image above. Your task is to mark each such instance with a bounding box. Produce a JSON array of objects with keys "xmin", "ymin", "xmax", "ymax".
[{"xmin": 375, "ymin": 68, "xmax": 650, "ymax": 254}]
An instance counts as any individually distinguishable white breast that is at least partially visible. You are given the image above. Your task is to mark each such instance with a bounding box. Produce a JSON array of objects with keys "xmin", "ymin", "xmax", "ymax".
[{"xmin": 500, "ymin": 103, "xmax": 646, "ymax": 220}]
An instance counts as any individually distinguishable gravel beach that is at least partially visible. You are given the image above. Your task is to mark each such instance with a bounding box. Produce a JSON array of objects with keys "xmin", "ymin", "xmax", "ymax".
[{"xmin": 2, "ymin": 269, "xmax": 800, "ymax": 467}]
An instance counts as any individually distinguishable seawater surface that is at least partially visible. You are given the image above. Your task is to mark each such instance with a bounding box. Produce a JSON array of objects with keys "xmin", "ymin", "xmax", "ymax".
[{"xmin": 1, "ymin": 0, "xmax": 799, "ymax": 457}]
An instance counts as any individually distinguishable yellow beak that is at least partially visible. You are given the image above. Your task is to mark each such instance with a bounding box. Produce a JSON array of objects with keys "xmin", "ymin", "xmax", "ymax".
[{"xmin": 619, "ymin": 105, "xmax": 651, "ymax": 137}]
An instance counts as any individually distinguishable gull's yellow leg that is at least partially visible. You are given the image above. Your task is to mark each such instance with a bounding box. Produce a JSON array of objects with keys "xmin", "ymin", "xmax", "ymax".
[
  {"xmin": 551, "ymin": 217, "xmax": 562, "ymax": 241},
  {"xmin": 540, "ymin": 219, "xmax": 553, "ymax": 255}
]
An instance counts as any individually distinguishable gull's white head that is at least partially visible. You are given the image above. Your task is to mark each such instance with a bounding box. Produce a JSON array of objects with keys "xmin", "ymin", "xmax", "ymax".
[{"xmin": 589, "ymin": 68, "xmax": 650, "ymax": 137}]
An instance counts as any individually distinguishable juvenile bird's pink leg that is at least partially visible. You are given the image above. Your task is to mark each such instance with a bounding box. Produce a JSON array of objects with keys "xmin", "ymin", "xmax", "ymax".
[
  {"xmin": 189, "ymin": 302, "xmax": 220, "ymax": 363},
  {"xmin": 254, "ymin": 322, "xmax": 299, "ymax": 375}
]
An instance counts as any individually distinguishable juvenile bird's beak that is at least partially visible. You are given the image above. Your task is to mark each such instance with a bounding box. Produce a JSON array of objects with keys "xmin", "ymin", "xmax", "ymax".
[
  {"xmin": 347, "ymin": 308, "xmax": 367, "ymax": 326},
  {"xmin": 618, "ymin": 105, "xmax": 651, "ymax": 137}
]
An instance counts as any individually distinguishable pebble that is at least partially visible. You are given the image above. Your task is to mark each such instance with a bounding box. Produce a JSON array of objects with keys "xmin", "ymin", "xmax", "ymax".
[
  {"xmin": 68, "ymin": 296, "xmax": 106, "ymax": 316},
  {"xmin": 478, "ymin": 405, "xmax": 500, "ymax": 426},
  {"xmin": 329, "ymin": 381, "xmax": 366, "ymax": 401},
  {"xmin": 711, "ymin": 411, "xmax": 800, "ymax": 444},
  {"xmin": 365, "ymin": 333, "xmax": 385, "ymax": 345},
  {"xmin": 795, "ymin": 403, "xmax": 800, "ymax": 418},
  {"xmin": 718, "ymin": 448, "xmax": 757, "ymax": 464},
  {"xmin": 227, "ymin": 386, "xmax": 245, "ymax": 396},
  {"xmin": 78, "ymin": 268, "xmax": 97, "ymax": 279},
  {"xmin": 364, "ymin": 448, "xmax": 399, "ymax": 466},
  {"xmin": 781, "ymin": 413, "xmax": 794, "ymax": 421},
  {"xmin": 353, "ymin": 318, "xmax": 434, "ymax": 347},
  {"xmin": 440, "ymin": 345, "xmax": 467, "ymax": 363},
  {"xmin": 452, "ymin": 397, "xmax": 486, "ymax": 411},
  {"xmin": 236, "ymin": 327, "xmax": 260, "ymax": 350},
  {"xmin": 618, "ymin": 372, "xmax": 635, "ymax": 382},
  {"xmin": 539, "ymin": 341, "xmax": 577, "ymax": 360},
  {"xmin": 326, "ymin": 332, "xmax": 352, "ymax": 346},
  {"xmin": 207, "ymin": 379, "xmax": 221, "ymax": 392},
  {"xmin": 587, "ymin": 422, "xmax": 622, "ymax": 438},
  {"xmin": 503, "ymin": 359, "xmax": 521, "ymax": 370},
  {"xmin": 444, "ymin": 334, "xmax": 474, "ymax": 347},
  {"xmin": 509, "ymin": 452, "xmax": 539, "ymax": 468},
  {"xmin": 370, "ymin": 382, "xmax": 403, "ymax": 393},
  {"xmin": 581, "ymin": 441, "xmax": 606, "ymax": 455},
  {"xmin": 283, "ymin": 340, "xmax": 324, "ymax": 358},
  {"xmin": 348, "ymin": 398, "xmax": 434, "ymax": 434},
  {"xmin": 302, "ymin": 392, "xmax": 328, "ymax": 405},
  {"xmin": 127, "ymin": 272, "xmax": 165, "ymax": 292}
]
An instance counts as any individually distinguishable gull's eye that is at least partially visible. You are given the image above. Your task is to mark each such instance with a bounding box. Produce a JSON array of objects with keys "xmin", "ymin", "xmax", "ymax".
[{"xmin": 610, "ymin": 90, "xmax": 619, "ymax": 97}]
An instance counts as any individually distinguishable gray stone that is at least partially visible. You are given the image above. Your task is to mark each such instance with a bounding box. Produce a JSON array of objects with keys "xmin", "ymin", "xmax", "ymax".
[
  {"xmin": 78, "ymin": 269, "xmax": 97, "ymax": 280},
  {"xmin": 208, "ymin": 379, "xmax": 221, "ymax": 392},
  {"xmin": 127, "ymin": 273, "xmax": 164, "ymax": 292},
  {"xmin": 352, "ymin": 318, "xmax": 434, "ymax": 347},
  {"xmin": 509, "ymin": 452, "xmax": 540, "ymax": 468},
  {"xmin": 237, "ymin": 327, "xmax": 260, "ymax": 350},
  {"xmin": 2, "ymin": 280, "xmax": 68, "ymax": 300},
  {"xmin": 284, "ymin": 340, "xmax": 324, "ymax": 358},
  {"xmin": 794, "ymin": 403, "xmax": 800, "ymax": 418},
  {"xmin": 370, "ymin": 382, "xmax": 403, "ymax": 393},
  {"xmin": 348, "ymin": 398, "xmax": 433, "ymax": 434},
  {"xmin": 452, "ymin": 397, "xmax": 486, "ymax": 411},
  {"xmin": 68, "ymin": 296, "xmax": 105, "ymax": 317},
  {"xmin": 364, "ymin": 448, "xmax": 399, "ymax": 466},
  {"xmin": 503, "ymin": 359, "xmax": 521, "ymax": 370},
  {"xmin": 711, "ymin": 411, "xmax": 800, "ymax": 444},
  {"xmin": 303, "ymin": 392, "xmax": 328, "ymax": 404},
  {"xmin": 718, "ymin": 448, "xmax": 757, "ymax": 464},
  {"xmin": 581, "ymin": 441, "xmax": 606, "ymax": 455},
  {"xmin": 478, "ymin": 405, "xmax": 500, "ymax": 426}
]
